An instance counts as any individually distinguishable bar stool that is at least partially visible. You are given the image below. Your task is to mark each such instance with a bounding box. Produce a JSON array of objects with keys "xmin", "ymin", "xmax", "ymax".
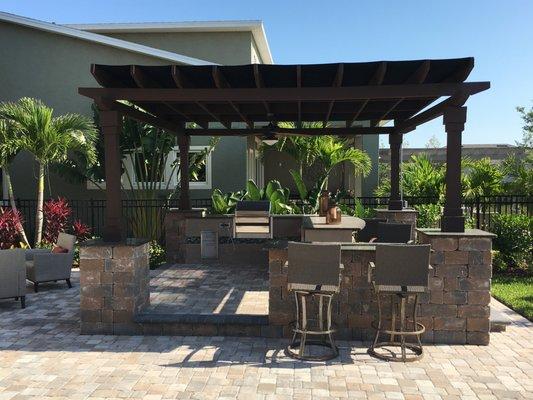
[
  {"xmin": 367, "ymin": 244, "xmax": 431, "ymax": 362},
  {"xmin": 285, "ymin": 242, "xmax": 342, "ymax": 361},
  {"xmin": 374, "ymin": 222, "xmax": 413, "ymax": 244}
]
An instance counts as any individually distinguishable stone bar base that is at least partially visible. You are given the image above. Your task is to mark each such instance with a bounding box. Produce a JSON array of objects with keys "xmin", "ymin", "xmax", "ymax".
[
  {"xmin": 269, "ymin": 247, "xmax": 376, "ymax": 341},
  {"xmin": 165, "ymin": 208, "xmax": 206, "ymax": 263},
  {"xmin": 375, "ymin": 208, "xmax": 419, "ymax": 240},
  {"xmin": 417, "ymin": 229, "xmax": 495, "ymax": 345},
  {"xmin": 79, "ymin": 239, "xmax": 150, "ymax": 335}
]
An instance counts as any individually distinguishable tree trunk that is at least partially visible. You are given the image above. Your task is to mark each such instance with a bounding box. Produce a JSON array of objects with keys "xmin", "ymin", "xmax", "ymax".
[
  {"xmin": 34, "ymin": 163, "xmax": 45, "ymax": 245},
  {"xmin": 5, "ymin": 169, "xmax": 30, "ymax": 248}
]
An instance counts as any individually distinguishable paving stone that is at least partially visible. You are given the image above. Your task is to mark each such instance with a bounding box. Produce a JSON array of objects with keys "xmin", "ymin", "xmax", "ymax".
[{"xmin": 1, "ymin": 267, "xmax": 532, "ymax": 400}]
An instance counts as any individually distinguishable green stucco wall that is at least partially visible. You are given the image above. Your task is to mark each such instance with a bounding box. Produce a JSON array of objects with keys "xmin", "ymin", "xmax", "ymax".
[
  {"xmin": 0, "ymin": 21, "xmax": 250, "ymax": 200},
  {"xmin": 100, "ymin": 31, "xmax": 253, "ymax": 65}
]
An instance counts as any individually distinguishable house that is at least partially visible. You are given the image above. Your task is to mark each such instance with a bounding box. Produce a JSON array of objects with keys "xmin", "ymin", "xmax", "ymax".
[
  {"xmin": 379, "ymin": 143, "xmax": 525, "ymax": 164},
  {"xmin": 0, "ymin": 11, "xmax": 378, "ymax": 202}
]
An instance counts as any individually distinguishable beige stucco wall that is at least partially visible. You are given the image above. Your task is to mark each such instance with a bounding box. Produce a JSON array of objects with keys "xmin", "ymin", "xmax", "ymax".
[{"xmin": 0, "ymin": 21, "xmax": 250, "ymax": 200}]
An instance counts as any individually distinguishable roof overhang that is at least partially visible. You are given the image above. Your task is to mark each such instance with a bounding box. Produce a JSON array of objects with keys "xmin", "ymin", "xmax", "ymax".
[{"xmin": 68, "ymin": 20, "xmax": 274, "ymax": 64}]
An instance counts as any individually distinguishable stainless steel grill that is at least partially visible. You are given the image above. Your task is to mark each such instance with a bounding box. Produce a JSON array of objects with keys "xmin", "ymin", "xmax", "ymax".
[{"xmin": 233, "ymin": 201, "xmax": 272, "ymax": 239}]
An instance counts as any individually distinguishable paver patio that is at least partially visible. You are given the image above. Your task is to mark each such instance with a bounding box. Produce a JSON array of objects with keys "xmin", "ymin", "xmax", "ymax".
[
  {"xmin": 148, "ymin": 264, "xmax": 269, "ymax": 316},
  {"xmin": 0, "ymin": 268, "xmax": 532, "ymax": 400}
]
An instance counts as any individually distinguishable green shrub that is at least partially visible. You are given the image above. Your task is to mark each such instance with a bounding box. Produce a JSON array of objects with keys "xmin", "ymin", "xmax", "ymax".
[
  {"xmin": 490, "ymin": 214, "xmax": 532, "ymax": 273},
  {"xmin": 149, "ymin": 241, "xmax": 166, "ymax": 270},
  {"xmin": 415, "ymin": 204, "xmax": 441, "ymax": 228}
]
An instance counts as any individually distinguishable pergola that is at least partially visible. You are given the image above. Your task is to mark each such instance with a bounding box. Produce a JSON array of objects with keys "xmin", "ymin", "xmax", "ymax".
[{"xmin": 79, "ymin": 57, "xmax": 489, "ymax": 242}]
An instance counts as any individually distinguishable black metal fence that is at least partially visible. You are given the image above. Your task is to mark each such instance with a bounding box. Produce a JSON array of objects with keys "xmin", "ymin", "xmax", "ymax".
[{"xmin": 2, "ymin": 195, "xmax": 531, "ymax": 242}]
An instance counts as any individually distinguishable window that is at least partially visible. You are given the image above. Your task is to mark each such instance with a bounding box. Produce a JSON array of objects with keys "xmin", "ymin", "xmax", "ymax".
[{"xmin": 89, "ymin": 145, "xmax": 212, "ymax": 190}]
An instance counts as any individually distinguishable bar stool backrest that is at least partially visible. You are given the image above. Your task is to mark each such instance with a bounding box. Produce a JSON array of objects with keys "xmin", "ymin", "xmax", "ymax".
[
  {"xmin": 287, "ymin": 242, "xmax": 342, "ymax": 292},
  {"xmin": 358, "ymin": 218, "xmax": 387, "ymax": 242},
  {"xmin": 374, "ymin": 244, "xmax": 431, "ymax": 292},
  {"xmin": 375, "ymin": 222, "xmax": 411, "ymax": 243}
]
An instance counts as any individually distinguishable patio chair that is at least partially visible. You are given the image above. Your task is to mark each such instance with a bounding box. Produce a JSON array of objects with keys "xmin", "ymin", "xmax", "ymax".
[
  {"xmin": 25, "ymin": 233, "xmax": 76, "ymax": 292},
  {"xmin": 373, "ymin": 222, "xmax": 412, "ymax": 243},
  {"xmin": 367, "ymin": 244, "xmax": 431, "ymax": 362},
  {"xmin": 357, "ymin": 218, "xmax": 387, "ymax": 242},
  {"xmin": 0, "ymin": 249, "xmax": 26, "ymax": 308},
  {"xmin": 285, "ymin": 242, "xmax": 342, "ymax": 361}
]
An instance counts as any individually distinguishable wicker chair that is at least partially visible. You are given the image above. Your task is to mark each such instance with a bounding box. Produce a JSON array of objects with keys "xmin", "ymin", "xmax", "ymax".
[
  {"xmin": 25, "ymin": 233, "xmax": 76, "ymax": 292},
  {"xmin": 0, "ymin": 249, "xmax": 27, "ymax": 308},
  {"xmin": 285, "ymin": 242, "xmax": 342, "ymax": 361},
  {"xmin": 367, "ymin": 244, "xmax": 431, "ymax": 362},
  {"xmin": 374, "ymin": 222, "xmax": 412, "ymax": 243},
  {"xmin": 357, "ymin": 218, "xmax": 387, "ymax": 242}
]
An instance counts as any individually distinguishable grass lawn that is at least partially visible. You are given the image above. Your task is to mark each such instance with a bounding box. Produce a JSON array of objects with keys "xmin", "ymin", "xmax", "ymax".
[{"xmin": 491, "ymin": 274, "xmax": 533, "ymax": 321}]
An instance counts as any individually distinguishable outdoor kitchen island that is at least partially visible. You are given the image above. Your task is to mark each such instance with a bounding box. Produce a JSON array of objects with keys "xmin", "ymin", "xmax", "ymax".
[
  {"xmin": 159, "ymin": 210, "xmax": 495, "ymax": 344},
  {"xmin": 267, "ymin": 228, "xmax": 494, "ymax": 345}
]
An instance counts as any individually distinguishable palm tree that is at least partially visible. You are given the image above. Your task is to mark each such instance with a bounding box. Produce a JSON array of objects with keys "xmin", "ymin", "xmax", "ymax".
[
  {"xmin": 0, "ymin": 98, "xmax": 97, "ymax": 244},
  {"xmin": 0, "ymin": 118, "xmax": 30, "ymax": 247},
  {"xmin": 314, "ymin": 136, "xmax": 371, "ymax": 191}
]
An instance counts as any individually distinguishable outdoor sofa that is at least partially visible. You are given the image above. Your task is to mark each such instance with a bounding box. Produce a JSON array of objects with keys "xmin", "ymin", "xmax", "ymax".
[
  {"xmin": 25, "ymin": 233, "xmax": 76, "ymax": 292},
  {"xmin": 0, "ymin": 249, "xmax": 26, "ymax": 308}
]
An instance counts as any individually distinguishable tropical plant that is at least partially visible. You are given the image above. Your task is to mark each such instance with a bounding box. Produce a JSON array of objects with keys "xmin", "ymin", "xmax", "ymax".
[
  {"xmin": 516, "ymin": 105, "xmax": 533, "ymax": 149},
  {"xmin": 415, "ymin": 204, "xmax": 442, "ymax": 228},
  {"xmin": 313, "ymin": 136, "xmax": 372, "ymax": 191},
  {"xmin": 0, "ymin": 117, "xmax": 30, "ymax": 246},
  {"xmin": 462, "ymin": 158, "xmax": 504, "ymax": 199},
  {"xmin": 42, "ymin": 197, "xmax": 72, "ymax": 244},
  {"xmin": 72, "ymin": 219, "xmax": 92, "ymax": 242},
  {"xmin": 210, "ymin": 189, "xmax": 244, "ymax": 214},
  {"xmin": 244, "ymin": 180, "xmax": 296, "ymax": 214},
  {"xmin": 0, "ymin": 98, "xmax": 97, "ymax": 244},
  {"xmin": 502, "ymin": 151, "xmax": 533, "ymax": 196},
  {"xmin": 0, "ymin": 207, "xmax": 25, "ymax": 249},
  {"xmin": 375, "ymin": 154, "xmax": 445, "ymax": 199}
]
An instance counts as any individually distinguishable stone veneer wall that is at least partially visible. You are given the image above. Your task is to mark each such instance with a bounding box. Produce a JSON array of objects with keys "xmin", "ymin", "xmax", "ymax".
[
  {"xmin": 79, "ymin": 239, "xmax": 150, "ymax": 335},
  {"xmin": 417, "ymin": 229, "xmax": 495, "ymax": 345},
  {"xmin": 269, "ymin": 247, "xmax": 376, "ymax": 341},
  {"xmin": 269, "ymin": 228, "xmax": 495, "ymax": 344},
  {"xmin": 375, "ymin": 209, "xmax": 419, "ymax": 241},
  {"xmin": 165, "ymin": 209, "xmax": 205, "ymax": 263}
]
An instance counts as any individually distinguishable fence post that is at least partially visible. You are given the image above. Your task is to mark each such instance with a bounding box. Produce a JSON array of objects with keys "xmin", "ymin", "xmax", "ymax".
[{"xmin": 475, "ymin": 196, "xmax": 481, "ymax": 229}]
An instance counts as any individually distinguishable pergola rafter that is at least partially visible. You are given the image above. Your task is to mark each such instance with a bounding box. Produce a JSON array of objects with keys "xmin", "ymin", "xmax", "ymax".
[{"xmin": 80, "ymin": 58, "xmax": 490, "ymax": 241}]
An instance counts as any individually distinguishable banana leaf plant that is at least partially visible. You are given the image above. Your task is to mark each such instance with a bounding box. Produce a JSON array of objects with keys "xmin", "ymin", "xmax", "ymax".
[
  {"xmin": 210, "ymin": 189, "xmax": 244, "ymax": 214},
  {"xmin": 244, "ymin": 180, "xmax": 296, "ymax": 215}
]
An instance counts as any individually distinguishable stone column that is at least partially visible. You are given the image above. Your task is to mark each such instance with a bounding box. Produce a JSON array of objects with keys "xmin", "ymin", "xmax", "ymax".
[
  {"xmin": 165, "ymin": 208, "xmax": 206, "ymax": 263},
  {"xmin": 417, "ymin": 228, "xmax": 495, "ymax": 345},
  {"xmin": 375, "ymin": 208, "xmax": 419, "ymax": 241},
  {"xmin": 79, "ymin": 239, "xmax": 150, "ymax": 335}
]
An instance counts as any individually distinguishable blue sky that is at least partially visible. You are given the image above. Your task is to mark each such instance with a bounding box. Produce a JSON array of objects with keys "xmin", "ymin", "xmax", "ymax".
[{"xmin": 2, "ymin": 0, "xmax": 532, "ymax": 148}]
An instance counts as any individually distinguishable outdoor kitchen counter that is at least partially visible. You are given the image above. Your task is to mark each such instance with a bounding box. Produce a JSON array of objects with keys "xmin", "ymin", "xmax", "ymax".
[
  {"xmin": 267, "ymin": 230, "xmax": 494, "ymax": 345},
  {"xmin": 301, "ymin": 216, "xmax": 366, "ymax": 242}
]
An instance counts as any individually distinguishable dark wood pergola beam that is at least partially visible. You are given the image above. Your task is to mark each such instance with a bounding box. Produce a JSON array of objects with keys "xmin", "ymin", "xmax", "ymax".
[
  {"xmin": 130, "ymin": 66, "xmax": 209, "ymax": 129},
  {"xmin": 324, "ymin": 63, "xmax": 344, "ymax": 127},
  {"xmin": 96, "ymin": 99, "xmax": 180, "ymax": 133},
  {"xmin": 183, "ymin": 126, "xmax": 395, "ymax": 136},
  {"xmin": 79, "ymin": 81, "xmax": 490, "ymax": 103},
  {"xmin": 212, "ymin": 66, "xmax": 253, "ymax": 128},
  {"xmin": 394, "ymin": 91, "xmax": 475, "ymax": 133},
  {"xmin": 170, "ymin": 65, "xmax": 226, "ymax": 129},
  {"xmin": 252, "ymin": 64, "xmax": 272, "ymax": 118},
  {"xmin": 347, "ymin": 61, "xmax": 387, "ymax": 127},
  {"xmin": 376, "ymin": 60, "xmax": 431, "ymax": 122}
]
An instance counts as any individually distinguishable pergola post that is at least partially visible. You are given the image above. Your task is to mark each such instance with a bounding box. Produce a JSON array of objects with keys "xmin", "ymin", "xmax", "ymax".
[
  {"xmin": 100, "ymin": 109, "xmax": 123, "ymax": 242},
  {"xmin": 388, "ymin": 133, "xmax": 404, "ymax": 210},
  {"xmin": 441, "ymin": 106, "xmax": 467, "ymax": 232},
  {"xmin": 178, "ymin": 134, "xmax": 191, "ymax": 210}
]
